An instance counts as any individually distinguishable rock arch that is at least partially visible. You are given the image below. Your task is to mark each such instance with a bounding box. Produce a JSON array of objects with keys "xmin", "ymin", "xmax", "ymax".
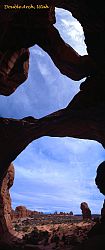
[{"xmin": 0, "ymin": 1, "xmax": 105, "ymax": 248}]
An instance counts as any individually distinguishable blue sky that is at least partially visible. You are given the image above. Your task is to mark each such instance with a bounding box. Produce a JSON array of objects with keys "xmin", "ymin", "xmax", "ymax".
[{"xmin": 0, "ymin": 8, "xmax": 105, "ymax": 214}]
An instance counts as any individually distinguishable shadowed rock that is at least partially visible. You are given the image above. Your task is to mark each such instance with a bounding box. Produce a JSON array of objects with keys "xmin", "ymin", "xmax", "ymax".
[
  {"xmin": 0, "ymin": 1, "xmax": 104, "ymax": 96},
  {"xmin": 80, "ymin": 202, "xmax": 91, "ymax": 220},
  {"xmin": 0, "ymin": 2, "xmax": 105, "ymax": 248},
  {"xmin": 0, "ymin": 1, "xmax": 98, "ymax": 96},
  {"xmin": 56, "ymin": 1, "xmax": 105, "ymax": 69},
  {"xmin": 101, "ymin": 200, "xmax": 105, "ymax": 224},
  {"xmin": 0, "ymin": 48, "xmax": 29, "ymax": 95},
  {"xmin": 95, "ymin": 161, "xmax": 105, "ymax": 195},
  {"xmin": 0, "ymin": 163, "xmax": 23, "ymax": 247},
  {"xmin": 0, "ymin": 72, "xmax": 105, "ymax": 181}
]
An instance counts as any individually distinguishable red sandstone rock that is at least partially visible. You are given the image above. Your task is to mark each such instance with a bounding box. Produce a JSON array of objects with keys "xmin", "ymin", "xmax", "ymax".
[
  {"xmin": 12, "ymin": 206, "xmax": 43, "ymax": 220},
  {"xmin": 0, "ymin": 163, "xmax": 14, "ymax": 236},
  {"xmin": 0, "ymin": 48, "xmax": 29, "ymax": 96},
  {"xmin": 0, "ymin": 164, "xmax": 24, "ymax": 248},
  {"xmin": 80, "ymin": 202, "xmax": 91, "ymax": 220},
  {"xmin": 15, "ymin": 206, "xmax": 28, "ymax": 219},
  {"xmin": 0, "ymin": 1, "xmax": 103, "ymax": 96},
  {"xmin": 0, "ymin": 1, "xmax": 98, "ymax": 97}
]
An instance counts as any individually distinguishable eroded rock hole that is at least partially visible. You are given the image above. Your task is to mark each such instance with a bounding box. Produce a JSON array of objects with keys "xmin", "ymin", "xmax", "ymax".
[{"xmin": 0, "ymin": 4, "xmax": 105, "ymax": 250}]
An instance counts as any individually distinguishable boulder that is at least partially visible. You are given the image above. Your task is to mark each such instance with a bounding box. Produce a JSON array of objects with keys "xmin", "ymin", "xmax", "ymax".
[
  {"xmin": 80, "ymin": 202, "xmax": 91, "ymax": 220},
  {"xmin": 15, "ymin": 206, "xmax": 28, "ymax": 219}
]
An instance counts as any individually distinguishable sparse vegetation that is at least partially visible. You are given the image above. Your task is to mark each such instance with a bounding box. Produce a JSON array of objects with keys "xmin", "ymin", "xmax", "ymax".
[{"xmin": 12, "ymin": 213, "xmax": 96, "ymax": 249}]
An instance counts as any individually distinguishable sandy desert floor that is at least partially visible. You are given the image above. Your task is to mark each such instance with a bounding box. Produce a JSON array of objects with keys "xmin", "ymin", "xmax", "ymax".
[{"xmin": 12, "ymin": 216, "xmax": 95, "ymax": 250}]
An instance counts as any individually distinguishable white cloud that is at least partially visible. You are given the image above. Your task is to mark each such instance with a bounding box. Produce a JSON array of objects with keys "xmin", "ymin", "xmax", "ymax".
[
  {"xmin": 55, "ymin": 8, "xmax": 87, "ymax": 55},
  {"xmin": 10, "ymin": 136, "xmax": 105, "ymax": 214},
  {"xmin": 31, "ymin": 46, "xmax": 45, "ymax": 57}
]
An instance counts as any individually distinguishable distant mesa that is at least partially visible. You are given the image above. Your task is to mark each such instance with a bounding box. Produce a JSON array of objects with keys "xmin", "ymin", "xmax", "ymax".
[{"xmin": 12, "ymin": 206, "xmax": 43, "ymax": 220}]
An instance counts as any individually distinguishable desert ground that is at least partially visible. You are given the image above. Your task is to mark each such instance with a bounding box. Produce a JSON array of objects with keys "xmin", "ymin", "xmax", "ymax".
[{"xmin": 12, "ymin": 214, "xmax": 97, "ymax": 250}]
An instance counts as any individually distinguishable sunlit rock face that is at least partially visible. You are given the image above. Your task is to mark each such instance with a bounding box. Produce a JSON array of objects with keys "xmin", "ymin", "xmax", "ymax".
[
  {"xmin": 14, "ymin": 206, "xmax": 28, "ymax": 219},
  {"xmin": 0, "ymin": 163, "xmax": 24, "ymax": 248},
  {"xmin": 0, "ymin": 163, "xmax": 14, "ymax": 238},
  {"xmin": 12, "ymin": 206, "xmax": 42, "ymax": 220}
]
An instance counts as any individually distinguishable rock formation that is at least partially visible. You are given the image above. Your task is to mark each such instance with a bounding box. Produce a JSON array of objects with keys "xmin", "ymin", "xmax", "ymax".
[
  {"xmin": 0, "ymin": 2, "xmax": 104, "ymax": 86},
  {"xmin": 56, "ymin": 1, "xmax": 105, "ymax": 69},
  {"xmin": 0, "ymin": 2, "xmax": 104, "ymax": 182},
  {"xmin": 80, "ymin": 202, "xmax": 91, "ymax": 220},
  {"xmin": 0, "ymin": 163, "xmax": 25, "ymax": 249},
  {"xmin": 95, "ymin": 161, "xmax": 105, "ymax": 195},
  {"xmin": 0, "ymin": 163, "xmax": 21, "ymax": 245},
  {"xmin": 0, "ymin": 48, "xmax": 29, "ymax": 96},
  {"xmin": 12, "ymin": 206, "xmax": 41, "ymax": 220},
  {"xmin": 0, "ymin": 0, "xmax": 97, "ymax": 95},
  {"xmin": 101, "ymin": 200, "xmax": 105, "ymax": 224},
  {"xmin": 0, "ymin": 1, "xmax": 105, "ymax": 247},
  {"xmin": 14, "ymin": 206, "xmax": 28, "ymax": 219},
  {"xmin": 0, "ymin": 163, "xmax": 14, "ymax": 237},
  {"xmin": 0, "ymin": 80, "xmax": 105, "ymax": 181}
]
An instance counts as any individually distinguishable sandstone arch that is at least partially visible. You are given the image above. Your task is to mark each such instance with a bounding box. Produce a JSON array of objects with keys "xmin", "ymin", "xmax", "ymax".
[{"xmin": 0, "ymin": 1, "xmax": 105, "ymax": 248}]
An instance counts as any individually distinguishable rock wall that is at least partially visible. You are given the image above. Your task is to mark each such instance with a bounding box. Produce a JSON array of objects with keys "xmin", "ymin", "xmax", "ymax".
[
  {"xmin": 0, "ymin": 48, "xmax": 29, "ymax": 96},
  {"xmin": 101, "ymin": 200, "xmax": 105, "ymax": 224},
  {"xmin": 95, "ymin": 161, "xmax": 105, "ymax": 195},
  {"xmin": 0, "ymin": 163, "xmax": 14, "ymax": 238}
]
